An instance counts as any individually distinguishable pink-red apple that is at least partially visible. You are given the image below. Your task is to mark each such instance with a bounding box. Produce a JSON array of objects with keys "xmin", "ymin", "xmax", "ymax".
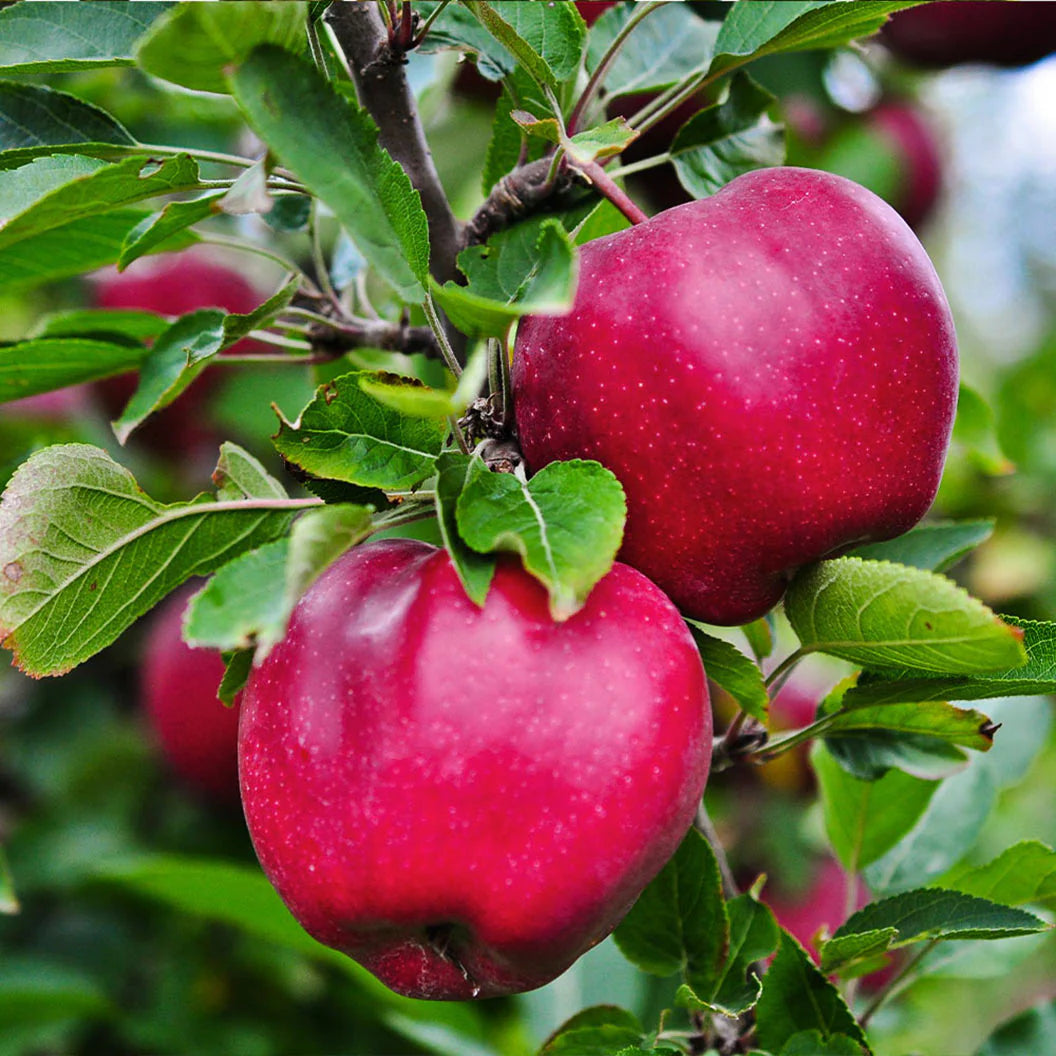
[
  {"xmin": 881, "ymin": 1, "xmax": 1056, "ymax": 68},
  {"xmin": 513, "ymin": 167, "xmax": 958, "ymax": 625},
  {"xmin": 238, "ymin": 539, "xmax": 711, "ymax": 999},
  {"xmin": 141, "ymin": 586, "xmax": 240, "ymax": 801}
]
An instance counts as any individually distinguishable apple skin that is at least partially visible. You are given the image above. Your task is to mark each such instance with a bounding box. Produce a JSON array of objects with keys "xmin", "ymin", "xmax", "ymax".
[
  {"xmin": 881, "ymin": 1, "xmax": 1056, "ymax": 69},
  {"xmin": 238, "ymin": 539, "xmax": 711, "ymax": 1000},
  {"xmin": 513, "ymin": 167, "xmax": 958, "ymax": 625},
  {"xmin": 141, "ymin": 586, "xmax": 241, "ymax": 802},
  {"xmin": 867, "ymin": 102, "xmax": 943, "ymax": 232}
]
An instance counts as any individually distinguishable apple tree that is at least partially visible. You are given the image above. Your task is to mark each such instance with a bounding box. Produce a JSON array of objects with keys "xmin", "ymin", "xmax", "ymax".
[{"xmin": 0, "ymin": 2, "xmax": 1054, "ymax": 1054}]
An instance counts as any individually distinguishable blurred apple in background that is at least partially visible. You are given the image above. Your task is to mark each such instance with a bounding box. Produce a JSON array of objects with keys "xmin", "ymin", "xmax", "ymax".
[
  {"xmin": 881, "ymin": 1, "xmax": 1056, "ymax": 69},
  {"xmin": 141, "ymin": 585, "xmax": 240, "ymax": 803}
]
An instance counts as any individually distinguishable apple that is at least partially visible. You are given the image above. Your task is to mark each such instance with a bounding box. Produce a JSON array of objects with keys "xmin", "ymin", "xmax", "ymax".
[
  {"xmin": 141, "ymin": 586, "xmax": 241, "ymax": 801},
  {"xmin": 92, "ymin": 252, "xmax": 265, "ymax": 458},
  {"xmin": 513, "ymin": 167, "xmax": 958, "ymax": 625},
  {"xmin": 764, "ymin": 857, "xmax": 861, "ymax": 959},
  {"xmin": 880, "ymin": 1, "xmax": 1056, "ymax": 69},
  {"xmin": 865, "ymin": 102, "xmax": 943, "ymax": 232},
  {"xmin": 238, "ymin": 538, "xmax": 711, "ymax": 999}
]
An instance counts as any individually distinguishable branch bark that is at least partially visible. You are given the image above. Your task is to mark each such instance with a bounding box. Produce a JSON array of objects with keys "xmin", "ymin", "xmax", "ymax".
[{"xmin": 326, "ymin": 1, "xmax": 460, "ymax": 286}]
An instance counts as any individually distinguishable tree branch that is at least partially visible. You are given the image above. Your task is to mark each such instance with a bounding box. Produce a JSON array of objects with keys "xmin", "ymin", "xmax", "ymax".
[
  {"xmin": 307, "ymin": 317, "xmax": 441, "ymax": 360},
  {"xmin": 326, "ymin": 1, "xmax": 460, "ymax": 286}
]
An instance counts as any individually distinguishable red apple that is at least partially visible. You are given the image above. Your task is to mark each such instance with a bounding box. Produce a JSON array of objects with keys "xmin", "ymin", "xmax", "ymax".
[
  {"xmin": 238, "ymin": 539, "xmax": 711, "ymax": 999},
  {"xmin": 4, "ymin": 387, "xmax": 90, "ymax": 420},
  {"xmin": 866, "ymin": 102, "xmax": 943, "ymax": 231},
  {"xmin": 141, "ymin": 586, "xmax": 240, "ymax": 801},
  {"xmin": 764, "ymin": 858, "xmax": 861, "ymax": 959},
  {"xmin": 513, "ymin": 167, "xmax": 958, "ymax": 625},
  {"xmin": 92, "ymin": 252, "xmax": 265, "ymax": 457},
  {"xmin": 881, "ymin": 1, "xmax": 1056, "ymax": 68}
]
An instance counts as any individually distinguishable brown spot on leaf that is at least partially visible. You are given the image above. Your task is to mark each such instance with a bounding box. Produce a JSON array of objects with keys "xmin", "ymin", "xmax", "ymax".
[
  {"xmin": 89, "ymin": 582, "xmax": 97, "ymax": 592},
  {"xmin": 3, "ymin": 562, "xmax": 22, "ymax": 584}
]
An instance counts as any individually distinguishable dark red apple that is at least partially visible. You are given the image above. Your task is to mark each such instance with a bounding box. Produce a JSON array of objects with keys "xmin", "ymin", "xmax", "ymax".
[
  {"xmin": 141, "ymin": 586, "xmax": 240, "ymax": 802},
  {"xmin": 881, "ymin": 1, "xmax": 1056, "ymax": 68},
  {"xmin": 513, "ymin": 167, "xmax": 958, "ymax": 625},
  {"xmin": 238, "ymin": 539, "xmax": 711, "ymax": 1000},
  {"xmin": 93, "ymin": 252, "xmax": 265, "ymax": 457},
  {"xmin": 866, "ymin": 102, "xmax": 943, "ymax": 231}
]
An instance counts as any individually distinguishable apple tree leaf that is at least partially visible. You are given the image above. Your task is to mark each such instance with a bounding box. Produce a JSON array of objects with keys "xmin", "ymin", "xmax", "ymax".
[
  {"xmin": 943, "ymin": 841, "xmax": 1056, "ymax": 911},
  {"xmin": 272, "ymin": 371, "xmax": 447, "ymax": 491},
  {"xmin": 951, "ymin": 382, "xmax": 1014, "ymax": 477},
  {"xmin": 0, "ymin": 2, "xmax": 174, "ymax": 74},
  {"xmin": 135, "ymin": 1, "xmax": 307, "ymax": 95},
  {"xmin": 811, "ymin": 743, "xmax": 937, "ymax": 871},
  {"xmin": 0, "ymin": 153, "xmax": 205, "ymax": 256},
  {"xmin": 754, "ymin": 932, "xmax": 869, "ymax": 1054},
  {"xmin": 0, "ymin": 81, "xmax": 134, "ymax": 167},
  {"xmin": 220, "ymin": 274, "xmax": 300, "ymax": 347},
  {"xmin": 704, "ymin": 893, "xmax": 780, "ymax": 1015},
  {"xmin": 565, "ymin": 118, "xmax": 640, "ymax": 165},
  {"xmin": 785, "ymin": 557, "xmax": 1028, "ymax": 675},
  {"xmin": 432, "ymin": 217, "xmax": 579, "ymax": 339},
  {"xmin": 977, "ymin": 998, "xmax": 1056, "ymax": 1056},
  {"xmin": 684, "ymin": 622, "xmax": 769, "ymax": 723},
  {"xmin": 849, "ymin": 519, "xmax": 995, "ymax": 572},
  {"xmin": 779, "ymin": 1032, "xmax": 868, "ymax": 1055},
  {"xmin": 118, "ymin": 193, "xmax": 224, "ymax": 270},
  {"xmin": 842, "ymin": 616, "xmax": 1056, "ymax": 706},
  {"xmin": 214, "ymin": 441, "xmax": 288, "ymax": 502},
  {"xmin": 832, "ymin": 889, "xmax": 1048, "ymax": 950},
  {"xmin": 818, "ymin": 928, "xmax": 898, "ymax": 977},
  {"xmin": 586, "ymin": 3, "xmax": 721, "ymax": 98},
  {"xmin": 414, "ymin": 1, "xmax": 516, "ymax": 81},
  {"xmin": 464, "ymin": 1, "xmax": 584, "ymax": 91},
  {"xmin": 0, "ymin": 208, "xmax": 198, "ymax": 292},
  {"xmin": 230, "ymin": 45, "xmax": 429, "ymax": 303},
  {"xmin": 455, "ymin": 458, "xmax": 626, "ymax": 620},
  {"xmin": 34, "ymin": 308, "xmax": 166, "ymax": 343},
  {"xmin": 111, "ymin": 309, "xmax": 226, "ymax": 443},
  {"xmin": 435, "ymin": 452, "xmax": 496, "ymax": 607},
  {"xmin": 358, "ymin": 347, "xmax": 488, "ymax": 420},
  {"xmin": 0, "ymin": 338, "xmax": 148, "ymax": 405},
  {"xmin": 0, "ymin": 443, "xmax": 300, "ymax": 677},
  {"xmin": 741, "ymin": 616, "xmax": 775, "ymax": 660},
  {"xmin": 482, "ymin": 67, "xmax": 547, "ymax": 193},
  {"xmin": 539, "ymin": 1006, "xmax": 644, "ymax": 1056},
  {"xmin": 710, "ymin": 1, "xmax": 920, "ymax": 76},
  {"xmin": 614, "ymin": 829, "xmax": 729, "ymax": 998},
  {"xmin": 671, "ymin": 72, "xmax": 784, "ymax": 199}
]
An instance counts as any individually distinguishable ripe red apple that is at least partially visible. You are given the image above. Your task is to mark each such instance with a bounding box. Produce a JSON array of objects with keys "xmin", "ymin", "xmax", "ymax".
[
  {"xmin": 238, "ymin": 539, "xmax": 711, "ymax": 999},
  {"xmin": 513, "ymin": 167, "xmax": 958, "ymax": 625},
  {"xmin": 880, "ymin": 1, "xmax": 1056, "ymax": 68},
  {"xmin": 141, "ymin": 586, "xmax": 240, "ymax": 802},
  {"xmin": 93, "ymin": 252, "xmax": 265, "ymax": 457}
]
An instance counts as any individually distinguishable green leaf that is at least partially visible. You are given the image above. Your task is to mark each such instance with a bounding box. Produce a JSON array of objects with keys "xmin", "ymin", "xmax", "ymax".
[
  {"xmin": 218, "ymin": 648, "xmax": 253, "ymax": 706},
  {"xmin": 456, "ymin": 458, "xmax": 626, "ymax": 620},
  {"xmin": 944, "ymin": 841, "xmax": 1056, "ymax": 911},
  {"xmin": 135, "ymin": 1, "xmax": 307, "ymax": 94},
  {"xmin": 742, "ymin": 616, "xmax": 775, "ymax": 660},
  {"xmin": 272, "ymin": 371, "xmax": 446, "ymax": 491},
  {"xmin": 433, "ymin": 217, "xmax": 579, "ymax": 339},
  {"xmin": 0, "ymin": 81, "xmax": 134, "ymax": 167},
  {"xmin": 586, "ymin": 3, "xmax": 721, "ymax": 98},
  {"xmin": 785, "ymin": 557, "xmax": 1027, "ymax": 675},
  {"xmin": 435, "ymin": 451, "xmax": 496, "ymax": 607},
  {"xmin": 842, "ymin": 616, "xmax": 1056, "ymax": 707},
  {"xmin": 780, "ymin": 1032, "xmax": 866, "ymax": 1056},
  {"xmin": 482, "ymin": 67, "xmax": 545, "ymax": 193},
  {"xmin": 754, "ymin": 932, "xmax": 869, "ymax": 1054},
  {"xmin": 214, "ymin": 441, "xmax": 289, "ymax": 502},
  {"xmin": 118, "ymin": 193, "xmax": 224, "ymax": 270},
  {"xmin": 709, "ymin": 893, "xmax": 780, "ymax": 1014},
  {"xmin": 832, "ymin": 889, "xmax": 1048, "ymax": 950},
  {"xmin": 822, "ymin": 699, "xmax": 996, "ymax": 781},
  {"xmin": 465, "ymin": 1, "xmax": 585, "ymax": 90},
  {"xmin": 230, "ymin": 45, "xmax": 429, "ymax": 302},
  {"xmin": 849, "ymin": 519, "xmax": 995, "ymax": 572},
  {"xmin": 684, "ymin": 622, "xmax": 768, "ymax": 722},
  {"xmin": 34, "ymin": 308, "xmax": 166, "ymax": 344},
  {"xmin": 812, "ymin": 742, "xmax": 936, "ymax": 871},
  {"xmin": 0, "ymin": 2, "xmax": 173, "ymax": 73},
  {"xmin": 952, "ymin": 382, "xmax": 1014, "ymax": 476},
  {"xmin": 977, "ymin": 998, "xmax": 1056, "ymax": 1056},
  {"xmin": 358, "ymin": 348, "xmax": 488, "ymax": 420},
  {"xmin": 671, "ymin": 72, "xmax": 784, "ymax": 199},
  {"xmin": 111, "ymin": 309, "xmax": 226, "ymax": 443},
  {"xmin": 819, "ymin": 928, "xmax": 897, "ymax": 976},
  {"xmin": 540, "ymin": 1006, "xmax": 644, "ymax": 1056},
  {"xmin": 0, "ymin": 338, "xmax": 148, "ymax": 404},
  {"xmin": 710, "ymin": 1, "xmax": 917, "ymax": 75},
  {"xmin": 614, "ymin": 829, "xmax": 729, "ymax": 996},
  {"xmin": 0, "ymin": 959, "xmax": 112, "ymax": 1029},
  {"xmin": 415, "ymin": 1, "xmax": 516, "ymax": 81},
  {"xmin": 566, "ymin": 118, "xmax": 639, "ymax": 165},
  {"xmin": 0, "ymin": 845, "xmax": 17, "ymax": 914},
  {"xmin": 0, "ymin": 153, "xmax": 204, "ymax": 254},
  {"xmin": 221, "ymin": 274, "xmax": 300, "ymax": 347},
  {"xmin": 0, "ymin": 444, "xmax": 297, "ymax": 677},
  {"xmin": 0, "ymin": 208, "xmax": 198, "ymax": 291}
]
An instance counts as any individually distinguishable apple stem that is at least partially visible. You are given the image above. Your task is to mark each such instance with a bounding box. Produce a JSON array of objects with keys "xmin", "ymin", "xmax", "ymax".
[{"xmin": 576, "ymin": 159, "xmax": 649, "ymax": 225}]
